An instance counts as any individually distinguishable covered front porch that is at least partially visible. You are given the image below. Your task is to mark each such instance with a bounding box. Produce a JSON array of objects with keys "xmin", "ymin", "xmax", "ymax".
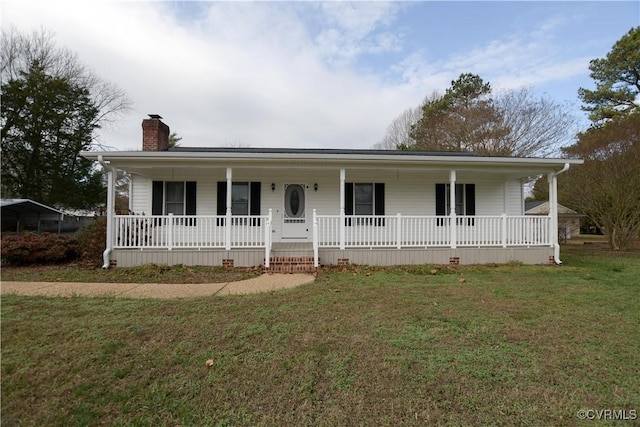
[
  {"xmin": 91, "ymin": 149, "xmax": 576, "ymax": 268},
  {"xmin": 110, "ymin": 211, "xmax": 553, "ymax": 268}
]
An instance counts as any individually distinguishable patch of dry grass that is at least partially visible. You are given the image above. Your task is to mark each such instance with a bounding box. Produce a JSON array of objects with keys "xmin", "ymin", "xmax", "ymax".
[
  {"xmin": 2, "ymin": 245, "xmax": 639, "ymax": 426},
  {"xmin": 0, "ymin": 263, "xmax": 260, "ymax": 284}
]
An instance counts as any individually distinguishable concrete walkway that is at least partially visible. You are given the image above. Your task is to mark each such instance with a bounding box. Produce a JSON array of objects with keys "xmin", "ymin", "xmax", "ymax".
[{"xmin": 1, "ymin": 273, "xmax": 316, "ymax": 299}]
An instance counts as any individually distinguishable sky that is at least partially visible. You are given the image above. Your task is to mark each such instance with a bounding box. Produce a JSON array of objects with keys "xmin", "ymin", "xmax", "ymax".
[{"xmin": 3, "ymin": 1, "xmax": 639, "ymax": 151}]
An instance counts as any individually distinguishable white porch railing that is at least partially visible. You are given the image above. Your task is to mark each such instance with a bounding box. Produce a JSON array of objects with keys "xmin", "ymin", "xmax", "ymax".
[
  {"xmin": 114, "ymin": 210, "xmax": 273, "ymax": 265},
  {"xmin": 112, "ymin": 211, "xmax": 549, "ymax": 268},
  {"xmin": 313, "ymin": 212, "xmax": 550, "ymax": 250}
]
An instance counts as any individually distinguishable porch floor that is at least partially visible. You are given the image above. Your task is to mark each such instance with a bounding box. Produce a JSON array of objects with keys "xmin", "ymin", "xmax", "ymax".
[{"xmin": 271, "ymin": 243, "xmax": 313, "ymax": 252}]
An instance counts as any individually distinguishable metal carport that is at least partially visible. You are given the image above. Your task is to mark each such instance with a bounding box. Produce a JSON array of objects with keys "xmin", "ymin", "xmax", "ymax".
[{"xmin": 1, "ymin": 199, "xmax": 65, "ymax": 234}]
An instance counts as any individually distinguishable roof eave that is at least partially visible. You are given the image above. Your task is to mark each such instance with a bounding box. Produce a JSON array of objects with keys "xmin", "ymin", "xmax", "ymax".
[{"xmin": 80, "ymin": 150, "xmax": 583, "ymax": 168}]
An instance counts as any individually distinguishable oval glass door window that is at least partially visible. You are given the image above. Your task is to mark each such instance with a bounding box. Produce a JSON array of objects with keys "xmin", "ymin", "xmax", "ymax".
[{"xmin": 285, "ymin": 184, "xmax": 305, "ymax": 218}]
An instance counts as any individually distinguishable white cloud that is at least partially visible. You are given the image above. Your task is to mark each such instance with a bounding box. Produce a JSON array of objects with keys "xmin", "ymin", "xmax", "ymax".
[
  {"xmin": 2, "ymin": 2, "xmax": 632, "ymax": 150},
  {"xmin": 314, "ymin": 1, "xmax": 403, "ymax": 65}
]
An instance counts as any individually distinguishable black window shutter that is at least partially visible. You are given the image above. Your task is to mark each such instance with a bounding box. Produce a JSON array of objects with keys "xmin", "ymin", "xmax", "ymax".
[
  {"xmin": 374, "ymin": 183, "xmax": 385, "ymax": 226},
  {"xmin": 152, "ymin": 181, "xmax": 164, "ymax": 215},
  {"xmin": 465, "ymin": 184, "xmax": 476, "ymax": 215},
  {"xmin": 250, "ymin": 182, "xmax": 261, "ymax": 215},
  {"xmin": 374, "ymin": 183, "xmax": 385, "ymax": 215},
  {"xmin": 216, "ymin": 181, "xmax": 226, "ymax": 226},
  {"xmin": 185, "ymin": 182, "xmax": 197, "ymax": 215},
  {"xmin": 345, "ymin": 183, "xmax": 354, "ymax": 215},
  {"xmin": 344, "ymin": 183, "xmax": 354, "ymax": 226},
  {"xmin": 216, "ymin": 182, "xmax": 226, "ymax": 215},
  {"xmin": 250, "ymin": 182, "xmax": 261, "ymax": 226},
  {"xmin": 435, "ymin": 183, "xmax": 446, "ymax": 216}
]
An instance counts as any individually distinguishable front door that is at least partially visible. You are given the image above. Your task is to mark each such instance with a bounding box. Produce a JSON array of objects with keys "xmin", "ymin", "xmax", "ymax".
[{"xmin": 282, "ymin": 183, "xmax": 307, "ymax": 239}]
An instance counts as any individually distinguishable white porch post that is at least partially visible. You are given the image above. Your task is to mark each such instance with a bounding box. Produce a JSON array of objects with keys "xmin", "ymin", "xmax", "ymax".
[
  {"xmin": 265, "ymin": 208, "xmax": 272, "ymax": 269},
  {"xmin": 105, "ymin": 167, "xmax": 115, "ymax": 264},
  {"xmin": 396, "ymin": 213, "xmax": 402, "ymax": 249},
  {"xmin": 548, "ymin": 163, "xmax": 570, "ymax": 264},
  {"xmin": 313, "ymin": 209, "xmax": 319, "ymax": 267},
  {"xmin": 449, "ymin": 169, "xmax": 457, "ymax": 249},
  {"xmin": 167, "ymin": 213, "xmax": 174, "ymax": 250},
  {"xmin": 501, "ymin": 213, "xmax": 508, "ymax": 248},
  {"xmin": 128, "ymin": 174, "xmax": 133, "ymax": 213},
  {"xmin": 548, "ymin": 172, "xmax": 558, "ymax": 249},
  {"xmin": 98, "ymin": 156, "xmax": 115, "ymax": 269},
  {"xmin": 339, "ymin": 168, "xmax": 345, "ymax": 250},
  {"xmin": 225, "ymin": 167, "xmax": 232, "ymax": 251}
]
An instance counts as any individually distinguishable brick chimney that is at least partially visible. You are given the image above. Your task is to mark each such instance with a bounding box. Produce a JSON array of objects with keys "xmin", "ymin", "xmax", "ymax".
[{"xmin": 142, "ymin": 114, "xmax": 170, "ymax": 151}]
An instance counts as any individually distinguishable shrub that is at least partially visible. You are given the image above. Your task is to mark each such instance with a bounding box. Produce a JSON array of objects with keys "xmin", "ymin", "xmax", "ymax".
[
  {"xmin": 1, "ymin": 233, "xmax": 80, "ymax": 265},
  {"xmin": 76, "ymin": 218, "xmax": 107, "ymax": 268}
]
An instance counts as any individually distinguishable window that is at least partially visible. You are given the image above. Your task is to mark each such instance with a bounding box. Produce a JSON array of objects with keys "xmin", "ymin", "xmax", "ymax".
[
  {"xmin": 355, "ymin": 183, "xmax": 373, "ymax": 215},
  {"xmin": 345, "ymin": 183, "xmax": 385, "ymax": 225},
  {"xmin": 151, "ymin": 181, "xmax": 197, "ymax": 225},
  {"xmin": 217, "ymin": 181, "xmax": 261, "ymax": 225},
  {"xmin": 435, "ymin": 183, "xmax": 475, "ymax": 225},
  {"xmin": 231, "ymin": 183, "xmax": 249, "ymax": 215},
  {"xmin": 165, "ymin": 182, "xmax": 185, "ymax": 215}
]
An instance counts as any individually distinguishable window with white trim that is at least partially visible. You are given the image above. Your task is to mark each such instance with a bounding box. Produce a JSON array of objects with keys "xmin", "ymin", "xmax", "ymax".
[
  {"xmin": 345, "ymin": 182, "xmax": 385, "ymax": 225},
  {"xmin": 152, "ymin": 181, "xmax": 197, "ymax": 216},
  {"xmin": 151, "ymin": 181, "xmax": 197, "ymax": 225},
  {"xmin": 435, "ymin": 183, "xmax": 475, "ymax": 225},
  {"xmin": 216, "ymin": 181, "xmax": 262, "ymax": 225}
]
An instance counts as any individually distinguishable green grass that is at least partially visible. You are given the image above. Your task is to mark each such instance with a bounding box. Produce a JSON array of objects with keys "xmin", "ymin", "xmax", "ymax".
[
  {"xmin": 2, "ymin": 245, "xmax": 639, "ymax": 426},
  {"xmin": 1, "ymin": 263, "xmax": 259, "ymax": 284}
]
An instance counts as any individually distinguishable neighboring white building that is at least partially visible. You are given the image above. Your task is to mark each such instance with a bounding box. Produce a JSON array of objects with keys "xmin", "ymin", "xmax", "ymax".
[
  {"xmin": 525, "ymin": 201, "xmax": 585, "ymax": 240},
  {"xmin": 82, "ymin": 116, "xmax": 582, "ymax": 270}
]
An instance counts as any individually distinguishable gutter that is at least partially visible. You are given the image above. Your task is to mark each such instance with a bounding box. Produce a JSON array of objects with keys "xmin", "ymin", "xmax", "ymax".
[
  {"xmin": 80, "ymin": 150, "xmax": 584, "ymax": 168},
  {"xmin": 98, "ymin": 155, "xmax": 116, "ymax": 269},
  {"xmin": 550, "ymin": 163, "xmax": 570, "ymax": 265}
]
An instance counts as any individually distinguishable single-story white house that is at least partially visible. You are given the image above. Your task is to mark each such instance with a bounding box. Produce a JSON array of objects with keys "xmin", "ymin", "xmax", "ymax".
[{"xmin": 82, "ymin": 116, "xmax": 582, "ymax": 271}]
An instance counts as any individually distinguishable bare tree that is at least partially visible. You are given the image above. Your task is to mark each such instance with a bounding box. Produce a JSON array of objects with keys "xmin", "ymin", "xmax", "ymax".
[
  {"xmin": 560, "ymin": 113, "xmax": 640, "ymax": 250},
  {"xmin": 494, "ymin": 87, "xmax": 577, "ymax": 157},
  {"xmin": 223, "ymin": 140, "xmax": 251, "ymax": 148},
  {"xmin": 386, "ymin": 73, "xmax": 577, "ymax": 157},
  {"xmin": 374, "ymin": 106, "xmax": 422, "ymax": 149},
  {"xmin": 1, "ymin": 27, "xmax": 132, "ymax": 140},
  {"xmin": 374, "ymin": 91, "xmax": 440, "ymax": 150}
]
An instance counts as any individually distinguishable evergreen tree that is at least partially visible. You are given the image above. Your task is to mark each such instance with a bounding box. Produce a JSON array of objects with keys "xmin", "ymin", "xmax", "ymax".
[
  {"xmin": 578, "ymin": 26, "xmax": 640, "ymax": 125},
  {"xmin": 410, "ymin": 73, "xmax": 506, "ymax": 153},
  {"xmin": 1, "ymin": 61, "xmax": 104, "ymax": 208}
]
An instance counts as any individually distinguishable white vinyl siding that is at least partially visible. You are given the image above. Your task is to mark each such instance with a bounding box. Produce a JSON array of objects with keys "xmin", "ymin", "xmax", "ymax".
[
  {"xmin": 130, "ymin": 167, "xmax": 527, "ymax": 243},
  {"xmin": 505, "ymin": 179, "xmax": 525, "ymax": 215}
]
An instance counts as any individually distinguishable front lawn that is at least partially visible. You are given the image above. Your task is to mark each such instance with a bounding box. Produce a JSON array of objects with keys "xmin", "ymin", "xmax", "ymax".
[
  {"xmin": 1, "ymin": 263, "xmax": 260, "ymax": 284},
  {"xmin": 2, "ymin": 245, "xmax": 639, "ymax": 426}
]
